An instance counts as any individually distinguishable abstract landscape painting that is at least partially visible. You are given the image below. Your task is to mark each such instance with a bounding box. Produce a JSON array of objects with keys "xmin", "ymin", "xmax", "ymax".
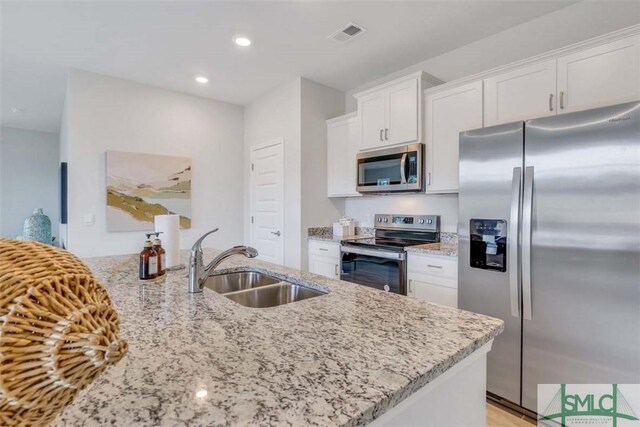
[{"xmin": 106, "ymin": 151, "xmax": 191, "ymax": 231}]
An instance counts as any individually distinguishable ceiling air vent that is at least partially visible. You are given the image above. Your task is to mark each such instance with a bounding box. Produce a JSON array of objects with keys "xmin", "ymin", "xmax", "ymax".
[{"xmin": 328, "ymin": 22, "xmax": 366, "ymax": 43}]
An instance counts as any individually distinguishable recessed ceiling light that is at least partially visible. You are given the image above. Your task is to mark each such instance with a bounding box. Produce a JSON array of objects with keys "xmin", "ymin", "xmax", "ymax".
[
  {"xmin": 195, "ymin": 76, "xmax": 209, "ymax": 84},
  {"xmin": 10, "ymin": 107, "xmax": 24, "ymax": 113},
  {"xmin": 234, "ymin": 37, "xmax": 251, "ymax": 47}
]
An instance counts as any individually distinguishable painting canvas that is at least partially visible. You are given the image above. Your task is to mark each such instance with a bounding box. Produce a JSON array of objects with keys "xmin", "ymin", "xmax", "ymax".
[{"xmin": 106, "ymin": 151, "xmax": 191, "ymax": 231}]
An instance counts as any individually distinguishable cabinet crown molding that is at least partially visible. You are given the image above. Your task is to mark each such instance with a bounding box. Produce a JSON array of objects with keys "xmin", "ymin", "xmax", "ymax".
[
  {"xmin": 424, "ymin": 24, "xmax": 640, "ymax": 95},
  {"xmin": 353, "ymin": 70, "xmax": 443, "ymax": 99},
  {"xmin": 326, "ymin": 111, "xmax": 358, "ymax": 125}
]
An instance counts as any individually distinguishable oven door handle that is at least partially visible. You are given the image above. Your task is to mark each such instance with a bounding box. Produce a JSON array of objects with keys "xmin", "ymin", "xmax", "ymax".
[
  {"xmin": 400, "ymin": 153, "xmax": 408, "ymax": 184},
  {"xmin": 340, "ymin": 245, "xmax": 406, "ymax": 260}
]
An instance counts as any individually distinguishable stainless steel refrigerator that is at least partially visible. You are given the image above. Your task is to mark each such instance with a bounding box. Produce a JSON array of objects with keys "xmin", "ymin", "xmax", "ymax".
[{"xmin": 458, "ymin": 101, "xmax": 640, "ymax": 413}]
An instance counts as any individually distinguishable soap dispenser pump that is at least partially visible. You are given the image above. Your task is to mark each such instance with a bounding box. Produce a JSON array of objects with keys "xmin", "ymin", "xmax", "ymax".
[{"xmin": 139, "ymin": 234, "xmax": 158, "ymax": 280}]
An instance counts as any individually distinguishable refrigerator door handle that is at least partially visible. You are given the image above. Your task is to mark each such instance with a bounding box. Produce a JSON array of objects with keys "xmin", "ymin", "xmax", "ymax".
[
  {"xmin": 509, "ymin": 167, "xmax": 522, "ymax": 318},
  {"xmin": 522, "ymin": 166, "xmax": 534, "ymax": 320}
]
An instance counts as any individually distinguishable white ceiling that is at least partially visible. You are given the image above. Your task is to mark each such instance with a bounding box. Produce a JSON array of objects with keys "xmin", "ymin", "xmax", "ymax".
[{"xmin": 0, "ymin": 0, "xmax": 582, "ymax": 132}]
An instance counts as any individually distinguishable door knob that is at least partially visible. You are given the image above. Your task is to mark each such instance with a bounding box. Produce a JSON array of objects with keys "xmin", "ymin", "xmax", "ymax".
[{"xmin": 271, "ymin": 231, "xmax": 281, "ymax": 236}]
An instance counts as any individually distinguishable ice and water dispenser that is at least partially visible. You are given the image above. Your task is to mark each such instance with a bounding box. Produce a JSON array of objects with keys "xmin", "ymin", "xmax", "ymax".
[{"xmin": 469, "ymin": 219, "xmax": 507, "ymax": 272}]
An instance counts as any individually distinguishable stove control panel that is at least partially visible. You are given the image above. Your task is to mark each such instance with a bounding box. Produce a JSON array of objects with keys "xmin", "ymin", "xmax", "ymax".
[{"xmin": 374, "ymin": 214, "xmax": 440, "ymax": 231}]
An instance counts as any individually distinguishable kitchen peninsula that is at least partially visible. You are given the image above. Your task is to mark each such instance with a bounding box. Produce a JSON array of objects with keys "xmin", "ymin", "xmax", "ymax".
[{"xmin": 53, "ymin": 249, "xmax": 503, "ymax": 426}]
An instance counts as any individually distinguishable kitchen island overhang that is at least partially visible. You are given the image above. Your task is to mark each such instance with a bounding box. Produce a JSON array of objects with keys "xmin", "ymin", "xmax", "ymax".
[{"xmin": 52, "ymin": 249, "xmax": 503, "ymax": 426}]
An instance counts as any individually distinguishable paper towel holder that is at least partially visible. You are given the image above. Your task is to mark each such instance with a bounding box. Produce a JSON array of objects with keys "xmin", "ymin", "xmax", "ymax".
[{"xmin": 154, "ymin": 214, "xmax": 185, "ymax": 271}]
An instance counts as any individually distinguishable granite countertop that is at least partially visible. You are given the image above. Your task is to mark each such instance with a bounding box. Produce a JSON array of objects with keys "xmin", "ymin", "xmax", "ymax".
[
  {"xmin": 53, "ymin": 249, "xmax": 501, "ymax": 427},
  {"xmin": 307, "ymin": 234, "xmax": 365, "ymax": 243},
  {"xmin": 307, "ymin": 226, "xmax": 373, "ymax": 244},
  {"xmin": 404, "ymin": 242, "xmax": 458, "ymax": 257},
  {"xmin": 308, "ymin": 227, "xmax": 458, "ymax": 257}
]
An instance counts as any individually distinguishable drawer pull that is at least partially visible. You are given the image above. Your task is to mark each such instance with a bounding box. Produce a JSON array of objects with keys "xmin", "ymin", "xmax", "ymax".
[
  {"xmin": 319, "ymin": 248, "xmax": 328, "ymax": 252},
  {"xmin": 427, "ymin": 264, "xmax": 443, "ymax": 269}
]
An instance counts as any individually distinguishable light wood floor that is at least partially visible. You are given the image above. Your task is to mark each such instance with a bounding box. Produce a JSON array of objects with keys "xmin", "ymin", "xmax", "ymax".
[{"xmin": 487, "ymin": 401, "xmax": 535, "ymax": 427}]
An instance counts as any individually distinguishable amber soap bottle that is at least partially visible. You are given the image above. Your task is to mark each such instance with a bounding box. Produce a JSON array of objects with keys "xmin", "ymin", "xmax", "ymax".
[{"xmin": 139, "ymin": 237, "xmax": 158, "ymax": 280}]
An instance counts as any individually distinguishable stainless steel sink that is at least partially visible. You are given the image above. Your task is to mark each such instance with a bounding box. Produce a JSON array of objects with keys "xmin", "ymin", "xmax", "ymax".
[
  {"xmin": 203, "ymin": 271, "xmax": 280, "ymax": 294},
  {"xmin": 202, "ymin": 270, "xmax": 328, "ymax": 307},
  {"xmin": 224, "ymin": 283, "xmax": 326, "ymax": 308}
]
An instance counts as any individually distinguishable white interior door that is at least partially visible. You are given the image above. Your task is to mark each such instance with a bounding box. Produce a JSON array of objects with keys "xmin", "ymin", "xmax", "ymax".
[{"xmin": 250, "ymin": 140, "xmax": 284, "ymax": 265}]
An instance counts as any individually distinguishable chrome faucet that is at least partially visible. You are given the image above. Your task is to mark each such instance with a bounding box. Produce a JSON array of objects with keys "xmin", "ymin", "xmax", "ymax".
[{"xmin": 188, "ymin": 229, "xmax": 259, "ymax": 293}]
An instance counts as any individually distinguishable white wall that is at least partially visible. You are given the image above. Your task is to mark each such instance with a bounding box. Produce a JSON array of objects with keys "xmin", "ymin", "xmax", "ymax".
[
  {"xmin": 0, "ymin": 126, "xmax": 60, "ymax": 239},
  {"xmin": 300, "ymin": 78, "xmax": 345, "ymax": 269},
  {"xmin": 344, "ymin": 194, "xmax": 458, "ymax": 233},
  {"xmin": 244, "ymin": 78, "xmax": 302, "ymax": 268},
  {"xmin": 64, "ymin": 69, "xmax": 244, "ymax": 257},
  {"xmin": 345, "ymin": 1, "xmax": 640, "ymax": 111}
]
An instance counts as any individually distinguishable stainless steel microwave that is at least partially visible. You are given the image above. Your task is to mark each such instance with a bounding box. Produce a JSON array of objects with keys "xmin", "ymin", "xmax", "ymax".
[{"xmin": 356, "ymin": 143, "xmax": 424, "ymax": 193}]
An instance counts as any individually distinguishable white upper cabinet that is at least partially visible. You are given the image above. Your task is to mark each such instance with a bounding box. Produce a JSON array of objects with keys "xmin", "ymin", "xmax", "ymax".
[
  {"xmin": 327, "ymin": 113, "xmax": 360, "ymax": 197},
  {"xmin": 425, "ymin": 80, "xmax": 483, "ymax": 193},
  {"xmin": 386, "ymin": 78, "xmax": 419, "ymax": 145},
  {"xmin": 557, "ymin": 35, "xmax": 640, "ymax": 114},
  {"xmin": 359, "ymin": 91, "xmax": 386, "ymax": 150},
  {"xmin": 484, "ymin": 59, "xmax": 557, "ymax": 126},
  {"xmin": 354, "ymin": 72, "xmax": 441, "ymax": 151},
  {"xmin": 483, "ymin": 33, "xmax": 640, "ymax": 127}
]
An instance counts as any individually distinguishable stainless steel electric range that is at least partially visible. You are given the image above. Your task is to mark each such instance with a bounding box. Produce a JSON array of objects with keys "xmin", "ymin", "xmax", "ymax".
[{"xmin": 340, "ymin": 214, "xmax": 440, "ymax": 295}]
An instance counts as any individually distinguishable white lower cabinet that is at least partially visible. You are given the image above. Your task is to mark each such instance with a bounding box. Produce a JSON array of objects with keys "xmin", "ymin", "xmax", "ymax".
[
  {"xmin": 308, "ymin": 240, "xmax": 341, "ymax": 280},
  {"xmin": 407, "ymin": 253, "xmax": 458, "ymax": 308}
]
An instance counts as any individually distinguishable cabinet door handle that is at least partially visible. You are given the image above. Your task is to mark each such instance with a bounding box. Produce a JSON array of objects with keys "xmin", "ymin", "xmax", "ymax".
[
  {"xmin": 271, "ymin": 231, "xmax": 281, "ymax": 236},
  {"xmin": 560, "ymin": 91, "xmax": 565, "ymax": 110},
  {"xmin": 408, "ymin": 279, "xmax": 413, "ymax": 294},
  {"xmin": 427, "ymin": 264, "xmax": 442, "ymax": 269},
  {"xmin": 548, "ymin": 94, "xmax": 554, "ymax": 111},
  {"xmin": 380, "ymin": 129, "xmax": 384, "ymax": 141},
  {"xmin": 385, "ymin": 128, "xmax": 389, "ymax": 140},
  {"xmin": 335, "ymin": 264, "xmax": 339, "ymax": 277},
  {"xmin": 427, "ymin": 172, "xmax": 432, "ymax": 186}
]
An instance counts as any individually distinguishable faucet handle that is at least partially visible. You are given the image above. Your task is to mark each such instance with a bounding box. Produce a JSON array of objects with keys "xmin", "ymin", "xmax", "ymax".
[{"xmin": 191, "ymin": 228, "xmax": 219, "ymax": 253}]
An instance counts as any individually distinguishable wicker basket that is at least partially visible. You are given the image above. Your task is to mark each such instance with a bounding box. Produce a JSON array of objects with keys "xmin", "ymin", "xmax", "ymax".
[{"xmin": 0, "ymin": 239, "xmax": 127, "ymax": 426}]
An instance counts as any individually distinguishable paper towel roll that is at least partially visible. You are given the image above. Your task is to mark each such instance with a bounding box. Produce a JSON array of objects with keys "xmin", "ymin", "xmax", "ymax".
[{"xmin": 155, "ymin": 215, "xmax": 180, "ymax": 268}]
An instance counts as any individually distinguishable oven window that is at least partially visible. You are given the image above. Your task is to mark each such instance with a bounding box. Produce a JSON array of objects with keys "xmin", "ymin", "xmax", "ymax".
[
  {"xmin": 340, "ymin": 252, "xmax": 401, "ymax": 293},
  {"xmin": 358, "ymin": 154, "xmax": 403, "ymax": 187}
]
